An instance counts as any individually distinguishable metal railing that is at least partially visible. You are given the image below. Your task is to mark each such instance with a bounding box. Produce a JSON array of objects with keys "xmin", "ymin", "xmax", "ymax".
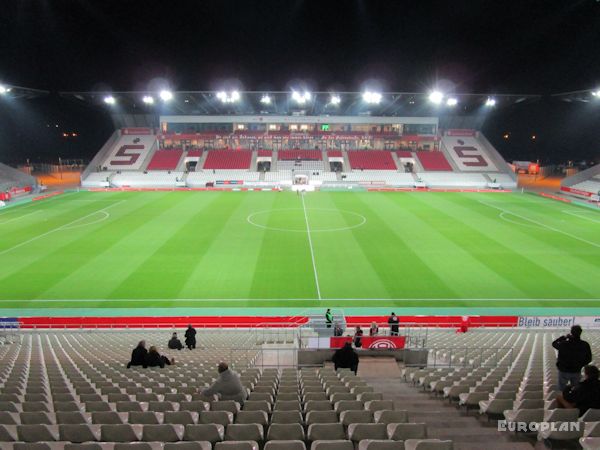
[{"xmin": 426, "ymin": 346, "xmax": 514, "ymax": 369}]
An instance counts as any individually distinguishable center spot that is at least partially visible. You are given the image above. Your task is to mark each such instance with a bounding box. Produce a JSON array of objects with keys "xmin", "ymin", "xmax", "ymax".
[{"xmin": 247, "ymin": 208, "xmax": 367, "ymax": 233}]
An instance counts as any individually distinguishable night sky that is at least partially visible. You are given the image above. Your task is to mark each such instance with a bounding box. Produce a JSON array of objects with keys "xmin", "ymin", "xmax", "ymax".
[{"xmin": 0, "ymin": 0, "xmax": 599, "ymax": 164}]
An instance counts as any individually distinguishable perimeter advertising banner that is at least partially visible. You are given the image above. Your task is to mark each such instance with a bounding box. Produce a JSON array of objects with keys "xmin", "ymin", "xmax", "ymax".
[{"xmin": 518, "ymin": 316, "xmax": 600, "ymax": 329}]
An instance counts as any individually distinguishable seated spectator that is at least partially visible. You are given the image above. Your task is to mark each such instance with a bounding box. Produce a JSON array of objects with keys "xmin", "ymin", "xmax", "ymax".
[
  {"xmin": 185, "ymin": 324, "xmax": 197, "ymax": 350},
  {"xmin": 145, "ymin": 346, "xmax": 175, "ymax": 368},
  {"xmin": 127, "ymin": 340, "xmax": 147, "ymax": 368},
  {"xmin": 332, "ymin": 342, "xmax": 359, "ymax": 374},
  {"xmin": 201, "ymin": 362, "xmax": 247, "ymax": 405},
  {"xmin": 369, "ymin": 321, "xmax": 379, "ymax": 336},
  {"xmin": 168, "ymin": 332, "xmax": 184, "ymax": 350},
  {"xmin": 557, "ymin": 365, "xmax": 600, "ymax": 416}
]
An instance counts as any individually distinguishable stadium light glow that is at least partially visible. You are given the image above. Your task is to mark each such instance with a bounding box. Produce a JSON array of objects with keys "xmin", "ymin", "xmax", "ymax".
[
  {"xmin": 485, "ymin": 97, "xmax": 497, "ymax": 107},
  {"xmin": 103, "ymin": 95, "xmax": 116, "ymax": 105},
  {"xmin": 291, "ymin": 90, "xmax": 311, "ymax": 104},
  {"xmin": 217, "ymin": 90, "xmax": 241, "ymax": 103},
  {"xmin": 330, "ymin": 94, "xmax": 341, "ymax": 105},
  {"xmin": 428, "ymin": 91, "xmax": 444, "ymax": 104},
  {"xmin": 446, "ymin": 97, "xmax": 458, "ymax": 106},
  {"xmin": 592, "ymin": 90, "xmax": 600, "ymax": 98},
  {"xmin": 362, "ymin": 91, "xmax": 382, "ymax": 104},
  {"xmin": 260, "ymin": 94, "xmax": 271, "ymax": 104},
  {"xmin": 159, "ymin": 90, "xmax": 174, "ymax": 102},
  {"xmin": 0, "ymin": 85, "xmax": 10, "ymax": 95},
  {"xmin": 142, "ymin": 95, "xmax": 154, "ymax": 105}
]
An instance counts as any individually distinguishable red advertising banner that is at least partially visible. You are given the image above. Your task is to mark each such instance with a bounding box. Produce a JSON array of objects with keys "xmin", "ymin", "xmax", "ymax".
[
  {"xmin": 446, "ymin": 129, "xmax": 476, "ymax": 137},
  {"xmin": 122, "ymin": 128, "xmax": 153, "ymax": 135},
  {"xmin": 330, "ymin": 336, "xmax": 406, "ymax": 349},
  {"xmin": 561, "ymin": 186, "xmax": 593, "ymax": 197}
]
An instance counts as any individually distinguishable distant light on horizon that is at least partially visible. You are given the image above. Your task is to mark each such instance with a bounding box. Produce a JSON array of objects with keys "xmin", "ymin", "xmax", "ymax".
[
  {"xmin": 159, "ymin": 90, "xmax": 173, "ymax": 102},
  {"xmin": 103, "ymin": 95, "xmax": 116, "ymax": 105},
  {"xmin": 362, "ymin": 91, "xmax": 382, "ymax": 104},
  {"xmin": 428, "ymin": 91, "xmax": 443, "ymax": 104}
]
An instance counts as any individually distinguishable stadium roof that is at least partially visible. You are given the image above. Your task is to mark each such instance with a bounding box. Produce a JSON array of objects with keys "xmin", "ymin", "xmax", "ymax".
[
  {"xmin": 58, "ymin": 90, "xmax": 542, "ymax": 117},
  {"xmin": 551, "ymin": 88, "xmax": 600, "ymax": 103},
  {"xmin": 0, "ymin": 83, "xmax": 49, "ymax": 99}
]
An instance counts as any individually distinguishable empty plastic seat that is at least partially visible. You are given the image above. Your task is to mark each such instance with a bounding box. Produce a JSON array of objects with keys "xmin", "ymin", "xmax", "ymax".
[
  {"xmin": 184, "ymin": 423, "xmax": 225, "ymax": 443},
  {"xmin": 503, "ymin": 408, "xmax": 545, "ymax": 426},
  {"xmin": 267, "ymin": 423, "xmax": 305, "ymax": 441},
  {"xmin": 270, "ymin": 411, "xmax": 303, "ymax": 424},
  {"xmin": 374, "ymin": 410, "xmax": 408, "ymax": 424},
  {"xmin": 0, "ymin": 424, "xmax": 17, "ymax": 441},
  {"xmin": 348, "ymin": 423, "xmax": 388, "ymax": 442},
  {"xmin": 340, "ymin": 410, "xmax": 374, "ymax": 426},
  {"xmin": 21, "ymin": 402, "xmax": 49, "ymax": 413},
  {"xmin": 364, "ymin": 401, "xmax": 394, "ymax": 412},
  {"xmin": 58, "ymin": 424, "xmax": 101, "ymax": 442},
  {"xmin": 108, "ymin": 394, "xmax": 131, "ymax": 403},
  {"xmin": 86, "ymin": 402, "xmax": 112, "ymax": 412},
  {"xmin": 358, "ymin": 393, "xmax": 384, "ymax": 402},
  {"xmin": 225, "ymin": 423, "xmax": 264, "ymax": 442},
  {"xmin": 243, "ymin": 401, "xmax": 271, "ymax": 413},
  {"xmin": 180, "ymin": 401, "xmax": 210, "ymax": 413},
  {"xmin": 310, "ymin": 440, "xmax": 354, "ymax": 450},
  {"xmin": 199, "ymin": 411, "xmax": 234, "ymax": 426},
  {"xmin": 128, "ymin": 411, "xmax": 161, "ymax": 425},
  {"xmin": 92, "ymin": 411, "xmax": 125, "ymax": 424},
  {"xmin": 264, "ymin": 440, "xmax": 306, "ymax": 450},
  {"xmin": 56, "ymin": 412, "xmax": 89, "ymax": 424},
  {"xmin": 17, "ymin": 424, "xmax": 59, "ymax": 442},
  {"xmin": 404, "ymin": 440, "xmax": 453, "ymax": 450},
  {"xmin": 330, "ymin": 394, "xmax": 356, "ymax": 403},
  {"xmin": 165, "ymin": 411, "xmax": 198, "ymax": 425},
  {"xmin": 387, "ymin": 423, "xmax": 427, "ymax": 440},
  {"xmin": 358, "ymin": 440, "xmax": 405, "ymax": 450},
  {"xmin": 19, "ymin": 412, "xmax": 53, "ymax": 425},
  {"xmin": 117, "ymin": 401, "xmax": 146, "ymax": 412},
  {"xmin": 100, "ymin": 424, "xmax": 143, "ymax": 442},
  {"xmin": 0, "ymin": 412, "xmax": 18, "ymax": 425},
  {"xmin": 274, "ymin": 400, "xmax": 301, "ymax": 411},
  {"xmin": 214, "ymin": 442, "xmax": 259, "ymax": 450},
  {"xmin": 164, "ymin": 443, "xmax": 211, "ymax": 450},
  {"xmin": 142, "ymin": 424, "xmax": 184, "ymax": 442},
  {"xmin": 335, "ymin": 400, "xmax": 363, "ymax": 414},
  {"xmin": 305, "ymin": 401, "xmax": 333, "ymax": 413},
  {"xmin": 306, "ymin": 411, "xmax": 338, "ymax": 425},
  {"xmin": 235, "ymin": 411, "xmax": 268, "ymax": 427},
  {"xmin": 212, "ymin": 401, "xmax": 241, "ymax": 415},
  {"xmin": 308, "ymin": 423, "xmax": 346, "ymax": 441}
]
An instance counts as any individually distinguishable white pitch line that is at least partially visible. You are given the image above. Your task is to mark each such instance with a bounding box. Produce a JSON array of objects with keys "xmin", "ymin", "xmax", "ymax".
[
  {"xmin": 562, "ymin": 210, "xmax": 600, "ymax": 224},
  {"xmin": 0, "ymin": 191, "xmax": 79, "ymax": 218},
  {"xmin": 2, "ymin": 298, "xmax": 599, "ymax": 303},
  {"xmin": 0, "ymin": 200, "xmax": 125, "ymax": 256},
  {"xmin": 479, "ymin": 200, "xmax": 600, "ymax": 248},
  {"xmin": 0, "ymin": 210, "xmax": 41, "ymax": 225},
  {"xmin": 301, "ymin": 193, "xmax": 322, "ymax": 300}
]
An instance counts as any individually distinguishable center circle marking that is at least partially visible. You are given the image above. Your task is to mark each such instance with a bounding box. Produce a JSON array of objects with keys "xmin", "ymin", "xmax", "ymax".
[{"xmin": 247, "ymin": 208, "xmax": 367, "ymax": 233}]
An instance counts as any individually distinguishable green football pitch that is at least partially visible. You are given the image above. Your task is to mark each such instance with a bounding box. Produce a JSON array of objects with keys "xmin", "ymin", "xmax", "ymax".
[{"xmin": 0, "ymin": 190, "xmax": 598, "ymax": 315}]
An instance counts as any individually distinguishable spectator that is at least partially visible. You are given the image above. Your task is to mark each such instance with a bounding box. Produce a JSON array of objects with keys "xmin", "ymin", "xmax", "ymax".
[
  {"xmin": 325, "ymin": 309, "xmax": 333, "ymax": 329},
  {"xmin": 332, "ymin": 342, "xmax": 359, "ymax": 374},
  {"xmin": 127, "ymin": 340, "xmax": 147, "ymax": 368},
  {"xmin": 388, "ymin": 312, "xmax": 399, "ymax": 336},
  {"xmin": 145, "ymin": 346, "xmax": 174, "ymax": 368},
  {"xmin": 369, "ymin": 321, "xmax": 379, "ymax": 336},
  {"xmin": 333, "ymin": 322, "xmax": 344, "ymax": 337},
  {"xmin": 557, "ymin": 365, "xmax": 600, "ymax": 416},
  {"xmin": 185, "ymin": 324, "xmax": 197, "ymax": 350},
  {"xmin": 201, "ymin": 362, "xmax": 247, "ymax": 405},
  {"xmin": 168, "ymin": 332, "xmax": 183, "ymax": 351},
  {"xmin": 353, "ymin": 326, "xmax": 364, "ymax": 348},
  {"xmin": 552, "ymin": 325, "xmax": 592, "ymax": 390}
]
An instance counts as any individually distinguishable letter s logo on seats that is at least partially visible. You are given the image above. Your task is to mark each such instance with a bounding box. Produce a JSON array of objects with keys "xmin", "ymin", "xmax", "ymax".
[{"xmin": 110, "ymin": 145, "xmax": 144, "ymax": 165}]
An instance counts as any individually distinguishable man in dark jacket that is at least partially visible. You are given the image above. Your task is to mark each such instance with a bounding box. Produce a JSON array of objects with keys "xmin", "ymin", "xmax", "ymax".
[
  {"xmin": 145, "ymin": 346, "xmax": 174, "ymax": 368},
  {"xmin": 185, "ymin": 325, "xmax": 197, "ymax": 350},
  {"xmin": 168, "ymin": 332, "xmax": 183, "ymax": 350},
  {"xmin": 127, "ymin": 341, "xmax": 147, "ymax": 368},
  {"xmin": 332, "ymin": 342, "xmax": 359, "ymax": 374},
  {"xmin": 552, "ymin": 325, "xmax": 592, "ymax": 390},
  {"xmin": 557, "ymin": 365, "xmax": 600, "ymax": 416},
  {"xmin": 388, "ymin": 312, "xmax": 399, "ymax": 336}
]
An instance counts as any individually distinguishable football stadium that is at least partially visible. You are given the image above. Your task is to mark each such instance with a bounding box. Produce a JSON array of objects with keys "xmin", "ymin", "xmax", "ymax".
[{"xmin": 1, "ymin": 1, "xmax": 600, "ymax": 450}]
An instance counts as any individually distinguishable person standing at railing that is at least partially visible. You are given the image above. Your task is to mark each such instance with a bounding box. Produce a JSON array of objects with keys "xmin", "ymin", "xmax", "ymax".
[
  {"xmin": 552, "ymin": 325, "xmax": 592, "ymax": 391},
  {"xmin": 388, "ymin": 312, "xmax": 399, "ymax": 336},
  {"xmin": 325, "ymin": 309, "xmax": 333, "ymax": 328},
  {"xmin": 353, "ymin": 326, "xmax": 364, "ymax": 348},
  {"xmin": 185, "ymin": 324, "xmax": 197, "ymax": 350}
]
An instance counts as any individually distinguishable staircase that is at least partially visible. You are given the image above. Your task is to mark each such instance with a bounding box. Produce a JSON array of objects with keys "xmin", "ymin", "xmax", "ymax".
[
  {"xmin": 250, "ymin": 150, "xmax": 258, "ymax": 171},
  {"xmin": 410, "ymin": 152, "xmax": 425, "ymax": 172},
  {"xmin": 271, "ymin": 150, "xmax": 278, "ymax": 171},
  {"xmin": 342, "ymin": 151, "xmax": 351, "ymax": 172}
]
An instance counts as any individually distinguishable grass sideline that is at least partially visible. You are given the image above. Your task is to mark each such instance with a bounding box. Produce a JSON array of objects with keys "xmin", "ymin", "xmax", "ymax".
[{"xmin": 0, "ymin": 190, "xmax": 598, "ymax": 311}]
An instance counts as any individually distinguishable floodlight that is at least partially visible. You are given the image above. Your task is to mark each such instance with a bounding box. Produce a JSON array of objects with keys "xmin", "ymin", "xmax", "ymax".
[
  {"xmin": 0, "ymin": 85, "xmax": 9, "ymax": 95},
  {"xmin": 292, "ymin": 90, "xmax": 311, "ymax": 104},
  {"xmin": 592, "ymin": 90, "xmax": 600, "ymax": 98},
  {"xmin": 363, "ymin": 91, "xmax": 382, "ymax": 104},
  {"xmin": 446, "ymin": 97, "xmax": 458, "ymax": 106},
  {"xmin": 485, "ymin": 97, "xmax": 496, "ymax": 107},
  {"xmin": 260, "ymin": 94, "xmax": 271, "ymax": 104},
  {"xmin": 428, "ymin": 91, "xmax": 443, "ymax": 104},
  {"xmin": 103, "ymin": 95, "xmax": 116, "ymax": 105},
  {"xmin": 142, "ymin": 95, "xmax": 154, "ymax": 104},
  {"xmin": 330, "ymin": 94, "xmax": 341, "ymax": 105},
  {"xmin": 159, "ymin": 90, "xmax": 173, "ymax": 102},
  {"xmin": 217, "ymin": 90, "xmax": 241, "ymax": 103}
]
